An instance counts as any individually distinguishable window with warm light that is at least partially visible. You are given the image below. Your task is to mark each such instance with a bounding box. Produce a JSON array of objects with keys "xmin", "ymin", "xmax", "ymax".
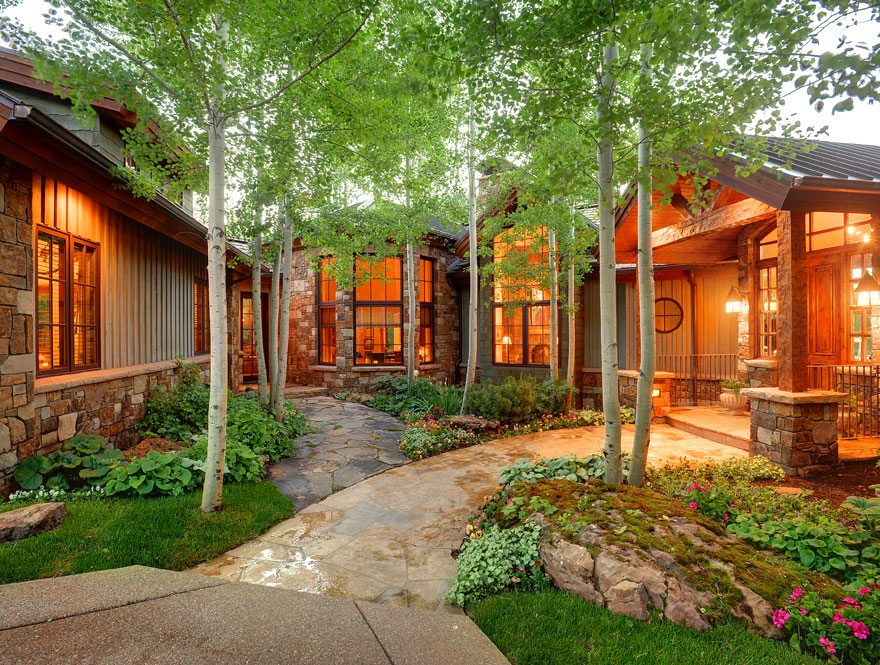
[
  {"xmin": 36, "ymin": 227, "xmax": 99, "ymax": 375},
  {"xmin": 492, "ymin": 227, "xmax": 553, "ymax": 365},
  {"xmin": 850, "ymin": 253, "xmax": 874, "ymax": 362},
  {"xmin": 418, "ymin": 257, "xmax": 434, "ymax": 363},
  {"xmin": 193, "ymin": 279, "xmax": 209, "ymax": 355},
  {"xmin": 354, "ymin": 257, "xmax": 403, "ymax": 365},
  {"xmin": 758, "ymin": 266, "xmax": 778, "ymax": 357},
  {"xmin": 318, "ymin": 258, "xmax": 337, "ymax": 365},
  {"xmin": 240, "ymin": 292, "xmax": 256, "ymax": 379}
]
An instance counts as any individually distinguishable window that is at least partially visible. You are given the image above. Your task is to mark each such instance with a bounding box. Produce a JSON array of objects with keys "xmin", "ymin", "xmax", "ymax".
[
  {"xmin": 654, "ymin": 297, "xmax": 684, "ymax": 334},
  {"xmin": 240, "ymin": 293, "xmax": 257, "ymax": 381},
  {"xmin": 492, "ymin": 227, "xmax": 553, "ymax": 365},
  {"xmin": 758, "ymin": 213, "xmax": 873, "ymax": 256},
  {"xmin": 758, "ymin": 266, "xmax": 778, "ymax": 357},
  {"xmin": 850, "ymin": 253, "xmax": 874, "ymax": 362},
  {"xmin": 318, "ymin": 258, "xmax": 337, "ymax": 365},
  {"xmin": 36, "ymin": 227, "xmax": 99, "ymax": 375},
  {"xmin": 354, "ymin": 257, "xmax": 403, "ymax": 365},
  {"xmin": 194, "ymin": 279, "xmax": 209, "ymax": 354},
  {"xmin": 418, "ymin": 257, "xmax": 435, "ymax": 363}
]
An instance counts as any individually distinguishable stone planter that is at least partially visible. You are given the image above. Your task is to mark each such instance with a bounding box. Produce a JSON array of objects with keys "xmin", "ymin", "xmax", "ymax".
[{"xmin": 719, "ymin": 388, "xmax": 747, "ymax": 413}]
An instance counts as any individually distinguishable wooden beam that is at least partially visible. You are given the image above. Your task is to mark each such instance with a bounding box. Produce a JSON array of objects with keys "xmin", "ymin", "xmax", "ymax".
[
  {"xmin": 706, "ymin": 185, "xmax": 726, "ymax": 211},
  {"xmin": 652, "ymin": 197, "xmax": 776, "ymax": 250},
  {"xmin": 670, "ymin": 192, "xmax": 692, "ymax": 219}
]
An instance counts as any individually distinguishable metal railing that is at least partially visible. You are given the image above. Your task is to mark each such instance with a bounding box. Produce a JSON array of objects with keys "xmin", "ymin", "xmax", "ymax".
[
  {"xmin": 808, "ymin": 364, "xmax": 880, "ymax": 439},
  {"xmin": 655, "ymin": 354, "xmax": 739, "ymax": 406}
]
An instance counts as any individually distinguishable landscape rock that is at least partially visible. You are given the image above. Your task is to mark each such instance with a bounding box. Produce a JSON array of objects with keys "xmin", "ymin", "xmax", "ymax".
[
  {"xmin": 604, "ymin": 580, "xmax": 650, "ymax": 620},
  {"xmin": 446, "ymin": 415, "xmax": 499, "ymax": 433},
  {"xmin": 0, "ymin": 502, "xmax": 66, "ymax": 543}
]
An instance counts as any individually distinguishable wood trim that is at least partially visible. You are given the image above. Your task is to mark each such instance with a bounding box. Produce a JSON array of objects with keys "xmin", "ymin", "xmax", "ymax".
[{"xmin": 652, "ymin": 198, "xmax": 777, "ymax": 250}]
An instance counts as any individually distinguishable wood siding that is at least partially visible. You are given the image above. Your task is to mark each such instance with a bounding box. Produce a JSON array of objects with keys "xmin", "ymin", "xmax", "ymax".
[{"xmin": 32, "ymin": 173, "xmax": 207, "ymax": 369}]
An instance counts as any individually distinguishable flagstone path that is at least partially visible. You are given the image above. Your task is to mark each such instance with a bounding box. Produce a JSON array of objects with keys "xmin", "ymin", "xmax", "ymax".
[
  {"xmin": 194, "ymin": 402, "xmax": 744, "ymax": 612},
  {"xmin": 270, "ymin": 396, "xmax": 409, "ymax": 510}
]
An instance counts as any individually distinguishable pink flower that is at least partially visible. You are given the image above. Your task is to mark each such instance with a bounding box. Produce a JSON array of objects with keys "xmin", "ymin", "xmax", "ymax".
[
  {"xmin": 517, "ymin": 567, "xmax": 525, "ymax": 573},
  {"xmin": 511, "ymin": 577, "xmax": 521, "ymax": 584},
  {"xmin": 832, "ymin": 612, "xmax": 845, "ymax": 624},
  {"xmin": 791, "ymin": 588, "xmax": 804, "ymax": 601},
  {"xmin": 772, "ymin": 609, "xmax": 790, "ymax": 628},
  {"xmin": 819, "ymin": 637, "xmax": 837, "ymax": 654},
  {"xmin": 842, "ymin": 597, "xmax": 863, "ymax": 609},
  {"xmin": 846, "ymin": 620, "xmax": 870, "ymax": 639},
  {"xmin": 723, "ymin": 513, "xmax": 729, "ymax": 521},
  {"xmin": 799, "ymin": 608, "xmax": 808, "ymax": 615},
  {"xmin": 688, "ymin": 501, "xmax": 698, "ymax": 509},
  {"xmin": 859, "ymin": 586, "xmax": 872, "ymax": 596}
]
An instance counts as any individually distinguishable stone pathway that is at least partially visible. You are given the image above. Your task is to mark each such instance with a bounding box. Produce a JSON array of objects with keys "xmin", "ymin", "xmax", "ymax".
[
  {"xmin": 271, "ymin": 396, "xmax": 409, "ymax": 510},
  {"xmin": 194, "ymin": 420, "xmax": 744, "ymax": 611}
]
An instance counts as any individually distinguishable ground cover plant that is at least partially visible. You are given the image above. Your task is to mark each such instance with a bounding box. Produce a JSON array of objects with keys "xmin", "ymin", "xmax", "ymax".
[{"xmin": 0, "ymin": 481, "xmax": 293, "ymax": 584}]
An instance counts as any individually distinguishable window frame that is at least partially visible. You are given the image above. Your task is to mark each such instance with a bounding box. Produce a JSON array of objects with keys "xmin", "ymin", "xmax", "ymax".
[
  {"xmin": 353, "ymin": 256, "xmax": 405, "ymax": 366},
  {"xmin": 35, "ymin": 224, "xmax": 101, "ymax": 377},
  {"xmin": 193, "ymin": 278, "xmax": 210, "ymax": 355},
  {"xmin": 317, "ymin": 258, "xmax": 337, "ymax": 366},
  {"xmin": 418, "ymin": 257, "xmax": 435, "ymax": 364}
]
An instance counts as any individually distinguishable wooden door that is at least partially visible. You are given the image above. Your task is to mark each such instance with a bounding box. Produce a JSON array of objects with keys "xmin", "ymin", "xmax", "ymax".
[{"xmin": 807, "ymin": 259, "xmax": 840, "ymax": 365}]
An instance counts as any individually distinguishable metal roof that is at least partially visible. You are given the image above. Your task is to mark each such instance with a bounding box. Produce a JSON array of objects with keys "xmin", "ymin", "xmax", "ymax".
[{"xmin": 759, "ymin": 137, "xmax": 880, "ymax": 182}]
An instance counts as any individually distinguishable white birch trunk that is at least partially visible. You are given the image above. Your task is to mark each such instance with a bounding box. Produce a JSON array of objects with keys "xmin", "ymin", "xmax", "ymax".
[
  {"xmin": 406, "ymin": 242, "xmax": 416, "ymax": 381},
  {"xmin": 598, "ymin": 40, "xmax": 623, "ymax": 484},
  {"xmin": 200, "ymin": 14, "xmax": 229, "ymax": 513},
  {"xmin": 565, "ymin": 221, "xmax": 576, "ymax": 409},
  {"xmin": 274, "ymin": 212, "xmax": 293, "ymax": 420},
  {"xmin": 268, "ymin": 235, "xmax": 281, "ymax": 409},
  {"xmin": 629, "ymin": 44, "xmax": 655, "ymax": 487},
  {"xmin": 548, "ymin": 227, "xmax": 559, "ymax": 381},
  {"xmin": 461, "ymin": 94, "xmax": 479, "ymax": 414},
  {"xmin": 252, "ymin": 229, "xmax": 269, "ymax": 405}
]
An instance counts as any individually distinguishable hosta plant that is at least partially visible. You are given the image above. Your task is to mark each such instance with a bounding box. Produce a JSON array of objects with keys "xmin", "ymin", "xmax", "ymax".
[
  {"xmin": 13, "ymin": 434, "xmax": 124, "ymax": 491},
  {"xmin": 103, "ymin": 451, "xmax": 203, "ymax": 497}
]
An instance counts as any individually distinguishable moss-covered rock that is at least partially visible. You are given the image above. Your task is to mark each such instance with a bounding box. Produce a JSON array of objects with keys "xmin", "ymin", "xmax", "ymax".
[{"xmin": 501, "ymin": 478, "xmax": 841, "ymax": 636}]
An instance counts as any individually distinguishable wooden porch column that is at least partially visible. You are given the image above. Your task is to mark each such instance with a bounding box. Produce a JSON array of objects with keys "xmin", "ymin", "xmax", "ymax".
[{"xmin": 776, "ymin": 210, "xmax": 808, "ymax": 392}]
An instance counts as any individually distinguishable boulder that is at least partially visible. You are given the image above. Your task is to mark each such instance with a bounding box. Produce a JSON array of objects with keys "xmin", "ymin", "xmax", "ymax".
[
  {"xmin": 0, "ymin": 502, "xmax": 66, "ymax": 543},
  {"xmin": 446, "ymin": 415, "xmax": 499, "ymax": 433},
  {"xmin": 605, "ymin": 580, "xmax": 650, "ymax": 620}
]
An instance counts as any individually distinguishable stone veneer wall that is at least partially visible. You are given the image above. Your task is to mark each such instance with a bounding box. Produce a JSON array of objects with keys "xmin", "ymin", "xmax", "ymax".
[
  {"xmin": 618, "ymin": 370, "xmax": 673, "ymax": 422},
  {"xmin": 284, "ymin": 242, "xmax": 461, "ymax": 392},
  {"xmin": 0, "ymin": 157, "xmax": 34, "ymax": 496}
]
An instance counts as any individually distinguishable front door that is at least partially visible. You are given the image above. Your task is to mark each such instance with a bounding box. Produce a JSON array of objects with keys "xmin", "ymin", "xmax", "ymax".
[{"xmin": 807, "ymin": 258, "xmax": 840, "ymax": 365}]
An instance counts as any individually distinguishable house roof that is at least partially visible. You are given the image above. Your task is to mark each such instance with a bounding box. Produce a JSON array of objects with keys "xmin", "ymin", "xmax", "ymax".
[{"xmin": 756, "ymin": 137, "xmax": 880, "ymax": 183}]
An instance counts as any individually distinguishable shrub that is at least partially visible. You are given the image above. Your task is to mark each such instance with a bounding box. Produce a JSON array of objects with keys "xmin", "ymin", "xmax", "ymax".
[
  {"xmin": 13, "ymin": 434, "xmax": 125, "ymax": 491},
  {"xmin": 533, "ymin": 378, "xmax": 577, "ymax": 416},
  {"xmin": 227, "ymin": 394, "xmax": 305, "ymax": 462},
  {"xmin": 184, "ymin": 438, "xmax": 265, "ymax": 483},
  {"xmin": 103, "ymin": 451, "xmax": 204, "ymax": 497},
  {"xmin": 399, "ymin": 421, "xmax": 480, "ymax": 460},
  {"xmin": 444, "ymin": 521, "xmax": 549, "ymax": 607},
  {"xmin": 775, "ymin": 580, "xmax": 880, "ymax": 664},
  {"xmin": 368, "ymin": 375, "xmax": 439, "ymax": 418},
  {"xmin": 498, "ymin": 453, "xmax": 632, "ymax": 490},
  {"xmin": 416, "ymin": 383, "xmax": 465, "ymax": 416},
  {"xmin": 138, "ymin": 363, "xmax": 210, "ymax": 441},
  {"xmin": 465, "ymin": 376, "xmax": 537, "ymax": 424}
]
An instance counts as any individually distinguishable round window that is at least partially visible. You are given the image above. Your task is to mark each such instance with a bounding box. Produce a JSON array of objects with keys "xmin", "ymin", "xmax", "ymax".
[{"xmin": 655, "ymin": 297, "xmax": 684, "ymax": 334}]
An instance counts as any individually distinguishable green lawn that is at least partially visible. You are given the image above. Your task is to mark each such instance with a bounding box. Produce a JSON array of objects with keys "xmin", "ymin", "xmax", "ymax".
[
  {"xmin": 470, "ymin": 591, "xmax": 822, "ymax": 665},
  {"xmin": 0, "ymin": 481, "xmax": 293, "ymax": 584}
]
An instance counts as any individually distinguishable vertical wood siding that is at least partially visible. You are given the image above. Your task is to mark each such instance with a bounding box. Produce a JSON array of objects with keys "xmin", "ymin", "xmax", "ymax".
[{"xmin": 33, "ymin": 173, "xmax": 208, "ymax": 369}]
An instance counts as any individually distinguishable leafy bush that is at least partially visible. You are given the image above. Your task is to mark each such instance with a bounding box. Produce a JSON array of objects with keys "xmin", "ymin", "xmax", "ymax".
[
  {"xmin": 13, "ymin": 434, "xmax": 125, "ymax": 491},
  {"xmin": 682, "ymin": 480, "xmax": 735, "ymax": 523},
  {"xmin": 498, "ymin": 453, "xmax": 632, "ymax": 490},
  {"xmin": 775, "ymin": 580, "xmax": 880, "ymax": 664},
  {"xmin": 533, "ymin": 378, "xmax": 578, "ymax": 416},
  {"xmin": 465, "ymin": 376, "xmax": 538, "ymax": 423},
  {"xmin": 444, "ymin": 521, "xmax": 549, "ymax": 607},
  {"xmin": 103, "ymin": 451, "xmax": 204, "ymax": 497},
  {"xmin": 227, "ymin": 394, "xmax": 305, "ymax": 462},
  {"xmin": 138, "ymin": 363, "xmax": 210, "ymax": 441},
  {"xmin": 185, "ymin": 438, "xmax": 265, "ymax": 483},
  {"xmin": 416, "ymin": 383, "xmax": 465, "ymax": 416},
  {"xmin": 398, "ymin": 422, "xmax": 480, "ymax": 460},
  {"xmin": 368, "ymin": 375, "xmax": 439, "ymax": 418}
]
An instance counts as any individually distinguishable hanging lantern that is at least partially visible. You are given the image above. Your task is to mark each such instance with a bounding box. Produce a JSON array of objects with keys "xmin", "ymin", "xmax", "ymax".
[
  {"xmin": 724, "ymin": 285, "xmax": 742, "ymax": 313},
  {"xmin": 854, "ymin": 270, "xmax": 880, "ymax": 307}
]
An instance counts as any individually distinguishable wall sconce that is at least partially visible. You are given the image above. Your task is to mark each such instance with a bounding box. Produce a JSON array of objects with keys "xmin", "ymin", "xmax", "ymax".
[
  {"xmin": 651, "ymin": 388, "xmax": 661, "ymax": 398},
  {"xmin": 724, "ymin": 286, "xmax": 742, "ymax": 313},
  {"xmin": 855, "ymin": 270, "xmax": 880, "ymax": 307}
]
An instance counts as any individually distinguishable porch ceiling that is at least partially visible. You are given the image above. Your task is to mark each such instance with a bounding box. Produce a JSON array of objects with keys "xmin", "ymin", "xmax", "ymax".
[{"xmin": 649, "ymin": 226, "xmax": 742, "ymax": 264}]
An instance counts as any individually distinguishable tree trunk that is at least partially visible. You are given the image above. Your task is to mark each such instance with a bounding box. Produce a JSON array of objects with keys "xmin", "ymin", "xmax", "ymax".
[
  {"xmin": 274, "ymin": 211, "xmax": 293, "ymax": 420},
  {"xmin": 565, "ymin": 221, "xmax": 576, "ymax": 409},
  {"xmin": 406, "ymin": 242, "xmax": 416, "ymax": 381},
  {"xmin": 598, "ymin": 40, "xmax": 623, "ymax": 485},
  {"xmin": 548, "ymin": 227, "xmax": 559, "ymax": 380},
  {"xmin": 629, "ymin": 45, "xmax": 655, "ymax": 487},
  {"xmin": 268, "ymin": 235, "xmax": 281, "ymax": 409},
  {"xmin": 252, "ymin": 229, "xmax": 269, "ymax": 406},
  {"xmin": 461, "ymin": 94, "xmax": 478, "ymax": 414}
]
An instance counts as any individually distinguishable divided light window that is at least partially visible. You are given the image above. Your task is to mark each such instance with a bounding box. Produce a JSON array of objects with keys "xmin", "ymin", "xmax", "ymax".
[
  {"xmin": 194, "ymin": 279, "xmax": 209, "ymax": 355},
  {"xmin": 354, "ymin": 257, "xmax": 403, "ymax": 365},
  {"xmin": 418, "ymin": 257, "xmax": 435, "ymax": 363},
  {"xmin": 36, "ymin": 227, "xmax": 99, "ymax": 375},
  {"xmin": 318, "ymin": 258, "xmax": 337, "ymax": 365}
]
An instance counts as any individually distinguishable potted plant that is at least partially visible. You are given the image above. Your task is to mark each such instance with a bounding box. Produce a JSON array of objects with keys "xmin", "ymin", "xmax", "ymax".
[
  {"xmin": 719, "ymin": 378, "xmax": 747, "ymax": 413},
  {"xmin": 838, "ymin": 392, "xmax": 862, "ymax": 438}
]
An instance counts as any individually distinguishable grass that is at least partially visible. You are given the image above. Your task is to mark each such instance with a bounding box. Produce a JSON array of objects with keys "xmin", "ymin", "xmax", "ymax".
[
  {"xmin": 0, "ymin": 481, "xmax": 293, "ymax": 584},
  {"xmin": 470, "ymin": 591, "xmax": 823, "ymax": 665}
]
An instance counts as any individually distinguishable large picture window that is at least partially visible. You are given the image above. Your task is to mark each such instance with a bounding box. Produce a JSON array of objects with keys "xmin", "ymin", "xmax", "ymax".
[
  {"xmin": 418, "ymin": 257, "xmax": 435, "ymax": 363},
  {"xmin": 318, "ymin": 258, "xmax": 337, "ymax": 365},
  {"xmin": 354, "ymin": 257, "xmax": 403, "ymax": 365},
  {"xmin": 36, "ymin": 227, "xmax": 99, "ymax": 375},
  {"xmin": 850, "ymin": 253, "xmax": 873, "ymax": 362},
  {"xmin": 194, "ymin": 279, "xmax": 209, "ymax": 355},
  {"xmin": 492, "ymin": 227, "xmax": 552, "ymax": 365}
]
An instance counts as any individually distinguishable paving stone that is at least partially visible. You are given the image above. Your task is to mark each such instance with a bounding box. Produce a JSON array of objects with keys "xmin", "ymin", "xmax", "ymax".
[{"xmin": 333, "ymin": 459, "xmax": 390, "ymax": 488}]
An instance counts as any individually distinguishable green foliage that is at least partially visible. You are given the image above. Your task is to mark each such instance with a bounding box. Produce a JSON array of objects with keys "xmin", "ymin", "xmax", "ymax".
[
  {"xmin": 721, "ymin": 378, "xmax": 747, "ymax": 395},
  {"xmin": 398, "ymin": 422, "xmax": 479, "ymax": 460},
  {"xmin": 498, "ymin": 453, "xmax": 631, "ymax": 490},
  {"xmin": 368, "ymin": 375, "xmax": 441, "ymax": 419},
  {"xmin": 464, "ymin": 376, "xmax": 537, "ymax": 423},
  {"xmin": 843, "ymin": 485, "xmax": 880, "ymax": 539},
  {"xmin": 776, "ymin": 580, "xmax": 880, "ymax": 665},
  {"xmin": 227, "ymin": 394, "xmax": 306, "ymax": 462},
  {"xmin": 13, "ymin": 434, "xmax": 125, "ymax": 491},
  {"xmin": 103, "ymin": 451, "xmax": 204, "ymax": 497},
  {"xmin": 444, "ymin": 521, "xmax": 549, "ymax": 607},
  {"xmin": 0, "ymin": 482, "xmax": 293, "ymax": 584},
  {"xmin": 533, "ymin": 378, "xmax": 578, "ymax": 416},
  {"xmin": 138, "ymin": 364, "xmax": 209, "ymax": 441},
  {"xmin": 185, "ymin": 438, "xmax": 265, "ymax": 484},
  {"xmin": 415, "ymin": 383, "xmax": 465, "ymax": 417}
]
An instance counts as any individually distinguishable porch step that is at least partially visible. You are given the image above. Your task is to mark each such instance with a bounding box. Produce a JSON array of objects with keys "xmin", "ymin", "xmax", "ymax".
[
  {"xmin": 666, "ymin": 407, "xmax": 750, "ymax": 452},
  {"xmin": 284, "ymin": 385, "xmax": 331, "ymax": 399}
]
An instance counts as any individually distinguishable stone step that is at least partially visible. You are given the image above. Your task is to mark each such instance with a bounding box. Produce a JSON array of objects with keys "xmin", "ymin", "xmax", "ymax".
[
  {"xmin": 284, "ymin": 385, "xmax": 331, "ymax": 399},
  {"xmin": 666, "ymin": 409, "xmax": 750, "ymax": 452}
]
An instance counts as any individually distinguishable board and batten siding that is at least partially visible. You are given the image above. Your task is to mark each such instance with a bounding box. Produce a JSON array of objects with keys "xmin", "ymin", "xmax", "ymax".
[{"xmin": 32, "ymin": 173, "xmax": 208, "ymax": 370}]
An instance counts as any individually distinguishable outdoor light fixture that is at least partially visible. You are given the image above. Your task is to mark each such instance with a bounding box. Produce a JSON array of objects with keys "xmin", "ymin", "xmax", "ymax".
[
  {"xmin": 651, "ymin": 388, "xmax": 661, "ymax": 398},
  {"xmin": 855, "ymin": 270, "xmax": 880, "ymax": 307},
  {"xmin": 724, "ymin": 286, "xmax": 742, "ymax": 313}
]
